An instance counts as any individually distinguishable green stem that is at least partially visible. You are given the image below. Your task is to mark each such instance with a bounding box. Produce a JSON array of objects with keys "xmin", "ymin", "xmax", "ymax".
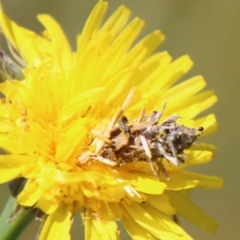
[{"xmin": 0, "ymin": 196, "xmax": 35, "ymax": 240}]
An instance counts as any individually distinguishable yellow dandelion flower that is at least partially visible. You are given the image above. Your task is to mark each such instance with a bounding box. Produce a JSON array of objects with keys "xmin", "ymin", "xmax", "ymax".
[{"xmin": 0, "ymin": 1, "xmax": 223, "ymax": 240}]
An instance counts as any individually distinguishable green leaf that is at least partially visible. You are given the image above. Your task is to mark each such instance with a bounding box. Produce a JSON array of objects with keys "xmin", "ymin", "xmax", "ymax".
[{"xmin": 0, "ymin": 195, "xmax": 35, "ymax": 240}]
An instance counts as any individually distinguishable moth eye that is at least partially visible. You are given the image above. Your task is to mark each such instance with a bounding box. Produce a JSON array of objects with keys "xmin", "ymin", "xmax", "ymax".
[{"xmin": 198, "ymin": 126, "xmax": 204, "ymax": 131}]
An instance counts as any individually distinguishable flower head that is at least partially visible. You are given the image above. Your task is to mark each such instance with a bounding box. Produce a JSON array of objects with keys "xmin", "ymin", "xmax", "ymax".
[{"xmin": 0, "ymin": 1, "xmax": 223, "ymax": 239}]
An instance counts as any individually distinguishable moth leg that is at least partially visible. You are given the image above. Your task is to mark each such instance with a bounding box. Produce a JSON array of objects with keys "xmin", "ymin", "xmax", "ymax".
[
  {"xmin": 139, "ymin": 135, "xmax": 159, "ymax": 178},
  {"xmin": 156, "ymin": 142, "xmax": 179, "ymax": 166}
]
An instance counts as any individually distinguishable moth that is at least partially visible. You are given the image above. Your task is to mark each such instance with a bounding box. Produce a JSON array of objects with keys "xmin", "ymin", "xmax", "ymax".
[{"xmin": 79, "ymin": 103, "xmax": 203, "ymax": 178}]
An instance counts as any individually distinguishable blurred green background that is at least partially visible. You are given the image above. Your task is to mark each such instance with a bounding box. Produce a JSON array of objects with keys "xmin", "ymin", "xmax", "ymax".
[{"xmin": 0, "ymin": 0, "xmax": 239, "ymax": 239}]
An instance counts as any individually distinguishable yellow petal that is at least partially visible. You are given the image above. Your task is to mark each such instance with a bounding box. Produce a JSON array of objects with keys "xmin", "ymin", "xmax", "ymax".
[
  {"xmin": 158, "ymin": 55, "xmax": 193, "ymax": 90},
  {"xmin": 188, "ymin": 143, "xmax": 216, "ymax": 165},
  {"xmin": 147, "ymin": 194, "xmax": 176, "ymax": 215},
  {"xmin": 0, "ymin": 3, "xmax": 41, "ymax": 66},
  {"xmin": 39, "ymin": 205, "xmax": 72, "ymax": 240},
  {"xmin": 17, "ymin": 180, "xmax": 42, "ymax": 206},
  {"xmin": 196, "ymin": 114, "xmax": 218, "ymax": 136},
  {"xmin": 77, "ymin": 1, "xmax": 108, "ymax": 56},
  {"xmin": 0, "ymin": 155, "xmax": 30, "ymax": 183},
  {"xmin": 121, "ymin": 213, "xmax": 157, "ymax": 240},
  {"xmin": 192, "ymin": 90, "xmax": 218, "ymax": 114},
  {"xmin": 84, "ymin": 210, "xmax": 119, "ymax": 240},
  {"xmin": 99, "ymin": 5, "xmax": 131, "ymax": 41},
  {"xmin": 37, "ymin": 14, "xmax": 72, "ymax": 70},
  {"xmin": 122, "ymin": 201, "xmax": 192, "ymax": 240},
  {"xmin": 180, "ymin": 171, "xmax": 224, "ymax": 189},
  {"xmin": 161, "ymin": 76, "xmax": 206, "ymax": 107},
  {"xmin": 164, "ymin": 173, "xmax": 199, "ymax": 190},
  {"xmin": 119, "ymin": 171, "xmax": 167, "ymax": 194},
  {"xmin": 167, "ymin": 190, "xmax": 219, "ymax": 233},
  {"xmin": 35, "ymin": 196, "xmax": 59, "ymax": 215}
]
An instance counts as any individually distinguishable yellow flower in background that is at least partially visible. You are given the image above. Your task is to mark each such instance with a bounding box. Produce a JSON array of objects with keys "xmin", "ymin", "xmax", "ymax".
[{"xmin": 0, "ymin": 1, "xmax": 223, "ymax": 240}]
